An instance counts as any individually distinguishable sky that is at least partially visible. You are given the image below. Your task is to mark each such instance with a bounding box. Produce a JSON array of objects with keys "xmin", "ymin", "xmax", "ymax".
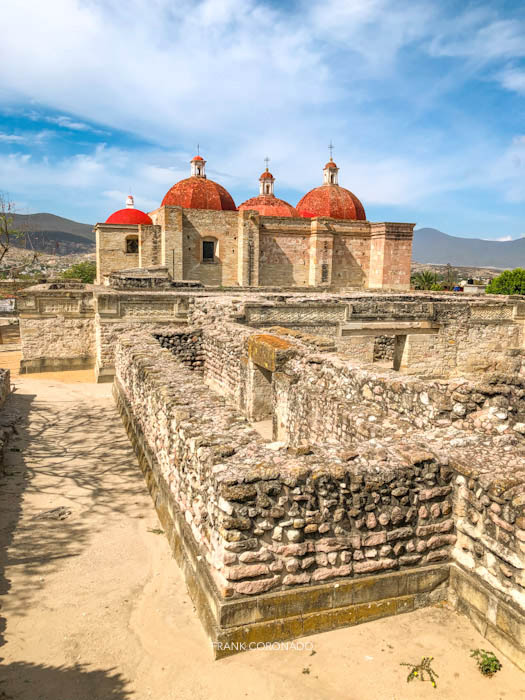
[{"xmin": 1, "ymin": 0, "xmax": 525, "ymax": 240}]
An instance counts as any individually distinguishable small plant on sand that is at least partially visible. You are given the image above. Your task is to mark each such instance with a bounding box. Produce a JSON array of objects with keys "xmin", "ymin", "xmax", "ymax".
[
  {"xmin": 471, "ymin": 649, "xmax": 502, "ymax": 677},
  {"xmin": 400, "ymin": 656, "xmax": 438, "ymax": 688}
]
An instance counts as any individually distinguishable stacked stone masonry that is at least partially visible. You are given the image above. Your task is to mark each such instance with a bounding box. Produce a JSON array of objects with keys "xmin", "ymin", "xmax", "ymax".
[
  {"xmin": 16, "ymin": 280, "xmax": 525, "ymax": 666},
  {"xmin": 112, "ymin": 316, "xmax": 524, "ymax": 665}
]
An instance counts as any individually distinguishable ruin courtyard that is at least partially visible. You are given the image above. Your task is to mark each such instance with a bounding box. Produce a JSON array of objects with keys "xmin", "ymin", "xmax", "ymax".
[{"xmin": 0, "ymin": 269, "xmax": 519, "ymax": 692}]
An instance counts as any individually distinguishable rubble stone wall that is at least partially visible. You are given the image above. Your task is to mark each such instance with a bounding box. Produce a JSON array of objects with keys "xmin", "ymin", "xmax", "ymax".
[
  {"xmin": 267, "ymin": 345, "xmax": 525, "ymax": 447},
  {"xmin": 114, "ymin": 330, "xmax": 457, "ymax": 598},
  {"xmin": 113, "ymin": 323, "xmax": 525, "ymax": 664},
  {"xmin": 373, "ymin": 335, "xmax": 395, "ymax": 361},
  {"xmin": 452, "ymin": 471, "xmax": 525, "ymax": 613},
  {"xmin": 20, "ymin": 317, "xmax": 95, "ymax": 363},
  {"xmin": 154, "ymin": 329, "xmax": 205, "ymax": 372}
]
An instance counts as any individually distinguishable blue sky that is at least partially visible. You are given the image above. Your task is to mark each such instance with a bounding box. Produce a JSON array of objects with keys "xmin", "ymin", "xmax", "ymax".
[{"xmin": 1, "ymin": 0, "xmax": 525, "ymax": 240}]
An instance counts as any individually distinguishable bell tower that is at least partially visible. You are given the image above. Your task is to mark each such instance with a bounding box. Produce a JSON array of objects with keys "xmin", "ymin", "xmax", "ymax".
[
  {"xmin": 323, "ymin": 141, "xmax": 339, "ymax": 185},
  {"xmin": 259, "ymin": 157, "xmax": 275, "ymax": 195},
  {"xmin": 190, "ymin": 152, "xmax": 206, "ymax": 178}
]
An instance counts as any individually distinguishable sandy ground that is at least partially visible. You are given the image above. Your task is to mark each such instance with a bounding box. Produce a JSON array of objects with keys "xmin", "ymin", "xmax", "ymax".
[{"xmin": 0, "ymin": 367, "xmax": 524, "ymax": 700}]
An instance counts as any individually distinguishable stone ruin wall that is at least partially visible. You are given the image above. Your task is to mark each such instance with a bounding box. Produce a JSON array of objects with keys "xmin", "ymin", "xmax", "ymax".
[
  {"xmin": 16, "ymin": 286, "xmax": 525, "ymax": 382},
  {"xmin": 113, "ymin": 322, "xmax": 525, "ymax": 665},
  {"xmin": 113, "ymin": 330, "xmax": 459, "ymax": 594},
  {"xmin": 21, "ymin": 317, "xmax": 95, "ymax": 364},
  {"xmin": 271, "ymin": 350, "xmax": 525, "ymax": 445}
]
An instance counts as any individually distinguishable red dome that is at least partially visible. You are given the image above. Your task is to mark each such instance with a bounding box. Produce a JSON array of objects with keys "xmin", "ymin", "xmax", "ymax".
[
  {"xmin": 192, "ymin": 155, "xmax": 204, "ymax": 161},
  {"xmin": 162, "ymin": 177, "xmax": 236, "ymax": 210},
  {"xmin": 105, "ymin": 208, "xmax": 153, "ymax": 225},
  {"xmin": 260, "ymin": 170, "xmax": 274, "ymax": 180},
  {"xmin": 296, "ymin": 185, "xmax": 366, "ymax": 220},
  {"xmin": 239, "ymin": 195, "xmax": 298, "ymax": 217},
  {"xmin": 324, "ymin": 160, "xmax": 338, "ymax": 169}
]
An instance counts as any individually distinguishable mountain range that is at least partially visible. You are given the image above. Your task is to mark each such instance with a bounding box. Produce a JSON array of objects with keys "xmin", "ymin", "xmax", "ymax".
[
  {"xmin": 412, "ymin": 228, "xmax": 525, "ymax": 268},
  {"xmin": 6, "ymin": 214, "xmax": 525, "ymax": 268},
  {"xmin": 10, "ymin": 213, "xmax": 95, "ymax": 254}
]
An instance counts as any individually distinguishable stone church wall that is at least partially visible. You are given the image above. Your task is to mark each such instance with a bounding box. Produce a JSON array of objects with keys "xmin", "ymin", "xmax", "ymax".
[
  {"xmin": 258, "ymin": 221, "xmax": 311, "ymax": 287},
  {"xmin": 96, "ymin": 225, "xmax": 140, "ymax": 283},
  {"xmin": 331, "ymin": 234, "xmax": 369, "ymax": 287}
]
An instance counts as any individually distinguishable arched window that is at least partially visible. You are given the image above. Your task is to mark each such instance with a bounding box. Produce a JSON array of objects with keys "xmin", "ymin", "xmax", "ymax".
[
  {"xmin": 202, "ymin": 237, "xmax": 218, "ymax": 263},
  {"xmin": 125, "ymin": 235, "xmax": 138, "ymax": 254}
]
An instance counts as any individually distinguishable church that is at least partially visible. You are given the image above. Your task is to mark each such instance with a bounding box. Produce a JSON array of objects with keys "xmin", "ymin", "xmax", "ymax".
[{"xmin": 96, "ymin": 153, "xmax": 414, "ymax": 289}]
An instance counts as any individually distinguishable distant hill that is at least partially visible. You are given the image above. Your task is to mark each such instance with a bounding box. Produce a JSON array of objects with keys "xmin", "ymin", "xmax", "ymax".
[
  {"xmin": 12, "ymin": 213, "xmax": 94, "ymax": 240},
  {"xmin": 10, "ymin": 213, "xmax": 95, "ymax": 255},
  {"xmin": 413, "ymin": 228, "xmax": 525, "ymax": 268}
]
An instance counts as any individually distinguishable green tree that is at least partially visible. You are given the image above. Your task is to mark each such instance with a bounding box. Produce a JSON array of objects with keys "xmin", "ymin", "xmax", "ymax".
[
  {"xmin": 411, "ymin": 270, "xmax": 438, "ymax": 290},
  {"xmin": 60, "ymin": 260, "xmax": 97, "ymax": 284},
  {"xmin": 486, "ymin": 268, "xmax": 525, "ymax": 295}
]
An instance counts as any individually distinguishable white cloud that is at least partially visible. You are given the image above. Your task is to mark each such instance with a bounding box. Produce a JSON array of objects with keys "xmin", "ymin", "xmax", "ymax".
[
  {"xmin": 498, "ymin": 67, "xmax": 525, "ymax": 94},
  {"xmin": 0, "ymin": 133, "xmax": 27, "ymax": 143},
  {"xmin": 481, "ymin": 235, "xmax": 513, "ymax": 241},
  {"xmin": 0, "ymin": 0, "xmax": 525, "ymax": 221},
  {"xmin": 45, "ymin": 115, "xmax": 107, "ymax": 133},
  {"xmin": 429, "ymin": 12, "xmax": 525, "ymax": 62}
]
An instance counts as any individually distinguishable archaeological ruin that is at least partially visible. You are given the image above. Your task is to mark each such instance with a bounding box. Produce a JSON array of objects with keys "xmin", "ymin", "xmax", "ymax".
[
  {"xmin": 15, "ymin": 270, "xmax": 525, "ymax": 666},
  {"xmin": 5, "ymin": 151, "xmax": 523, "ymax": 667}
]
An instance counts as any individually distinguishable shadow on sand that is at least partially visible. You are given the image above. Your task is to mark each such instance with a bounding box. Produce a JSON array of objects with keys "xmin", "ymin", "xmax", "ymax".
[{"xmin": 0, "ymin": 381, "xmax": 145, "ymax": 697}]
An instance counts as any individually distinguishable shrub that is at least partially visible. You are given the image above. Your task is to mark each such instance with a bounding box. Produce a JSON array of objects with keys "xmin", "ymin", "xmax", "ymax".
[
  {"xmin": 60, "ymin": 261, "xmax": 96, "ymax": 284},
  {"xmin": 486, "ymin": 268, "xmax": 525, "ymax": 295}
]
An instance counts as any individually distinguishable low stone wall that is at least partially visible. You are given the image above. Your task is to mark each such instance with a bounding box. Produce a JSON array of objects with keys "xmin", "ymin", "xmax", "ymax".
[
  {"xmin": 273, "ymin": 349, "xmax": 525, "ymax": 447},
  {"xmin": 113, "ymin": 324, "xmax": 525, "ymax": 665},
  {"xmin": 114, "ymin": 330, "xmax": 457, "ymax": 654},
  {"xmin": 449, "ymin": 468, "xmax": 525, "ymax": 668},
  {"xmin": 20, "ymin": 317, "xmax": 95, "ymax": 373}
]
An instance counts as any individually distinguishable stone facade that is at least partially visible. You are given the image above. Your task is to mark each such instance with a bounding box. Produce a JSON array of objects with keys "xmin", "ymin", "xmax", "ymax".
[{"xmin": 95, "ymin": 206, "xmax": 415, "ymax": 291}]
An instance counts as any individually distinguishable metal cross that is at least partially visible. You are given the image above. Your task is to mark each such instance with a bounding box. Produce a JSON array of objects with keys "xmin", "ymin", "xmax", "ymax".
[
  {"xmin": 197, "ymin": 143, "xmax": 200, "ymax": 156},
  {"xmin": 328, "ymin": 141, "xmax": 334, "ymax": 160},
  {"xmin": 264, "ymin": 156, "xmax": 270, "ymax": 170}
]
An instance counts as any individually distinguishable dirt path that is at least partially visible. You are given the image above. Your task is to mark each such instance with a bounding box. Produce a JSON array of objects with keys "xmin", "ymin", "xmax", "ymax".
[{"xmin": 0, "ymin": 372, "xmax": 524, "ymax": 700}]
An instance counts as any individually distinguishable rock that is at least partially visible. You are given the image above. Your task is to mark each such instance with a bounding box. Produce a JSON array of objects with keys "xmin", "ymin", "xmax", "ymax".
[
  {"xmin": 226, "ymin": 563, "xmax": 270, "ymax": 580},
  {"xmin": 234, "ymin": 577, "xmax": 278, "ymax": 595}
]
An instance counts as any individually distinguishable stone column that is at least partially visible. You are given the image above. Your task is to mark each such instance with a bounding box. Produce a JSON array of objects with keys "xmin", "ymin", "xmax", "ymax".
[
  {"xmin": 153, "ymin": 206, "xmax": 184, "ymax": 280},
  {"xmin": 139, "ymin": 225, "xmax": 162, "ymax": 268},
  {"xmin": 237, "ymin": 210, "xmax": 260, "ymax": 287},
  {"xmin": 308, "ymin": 219, "xmax": 334, "ymax": 286},
  {"xmin": 368, "ymin": 223, "xmax": 415, "ymax": 290}
]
